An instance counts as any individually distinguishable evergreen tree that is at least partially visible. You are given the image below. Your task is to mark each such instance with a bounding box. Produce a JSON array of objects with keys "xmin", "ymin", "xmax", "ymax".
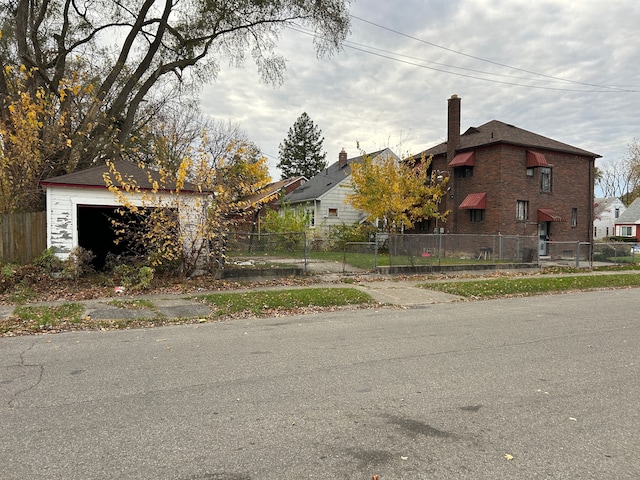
[{"xmin": 277, "ymin": 113, "xmax": 327, "ymax": 179}]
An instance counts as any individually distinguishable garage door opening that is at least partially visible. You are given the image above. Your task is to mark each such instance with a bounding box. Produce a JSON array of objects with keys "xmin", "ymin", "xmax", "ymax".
[
  {"xmin": 77, "ymin": 206, "xmax": 133, "ymax": 270},
  {"xmin": 77, "ymin": 205, "xmax": 179, "ymax": 271}
]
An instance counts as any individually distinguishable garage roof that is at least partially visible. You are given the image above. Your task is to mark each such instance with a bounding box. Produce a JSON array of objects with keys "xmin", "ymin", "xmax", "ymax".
[{"xmin": 40, "ymin": 160, "xmax": 203, "ymax": 193}]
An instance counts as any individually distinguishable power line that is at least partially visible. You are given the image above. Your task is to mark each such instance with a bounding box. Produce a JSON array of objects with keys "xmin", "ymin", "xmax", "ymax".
[
  {"xmin": 350, "ymin": 14, "xmax": 636, "ymax": 93},
  {"xmin": 342, "ymin": 43, "xmax": 617, "ymax": 93},
  {"xmin": 289, "ymin": 24, "xmax": 624, "ymax": 92},
  {"xmin": 342, "ymin": 35, "xmax": 577, "ymax": 86}
]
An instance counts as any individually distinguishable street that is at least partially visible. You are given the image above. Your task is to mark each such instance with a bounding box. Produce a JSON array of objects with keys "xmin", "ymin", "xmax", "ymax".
[{"xmin": 2, "ymin": 289, "xmax": 639, "ymax": 479}]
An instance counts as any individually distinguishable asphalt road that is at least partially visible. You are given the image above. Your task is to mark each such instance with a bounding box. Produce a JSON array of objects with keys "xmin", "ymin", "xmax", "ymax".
[{"xmin": 1, "ymin": 289, "xmax": 639, "ymax": 479}]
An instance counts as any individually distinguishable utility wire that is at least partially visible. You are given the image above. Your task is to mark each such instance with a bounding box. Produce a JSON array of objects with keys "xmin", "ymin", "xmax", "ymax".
[
  {"xmin": 350, "ymin": 14, "xmax": 635, "ymax": 93},
  {"xmin": 289, "ymin": 24, "xmax": 618, "ymax": 91},
  {"xmin": 342, "ymin": 42, "xmax": 617, "ymax": 92}
]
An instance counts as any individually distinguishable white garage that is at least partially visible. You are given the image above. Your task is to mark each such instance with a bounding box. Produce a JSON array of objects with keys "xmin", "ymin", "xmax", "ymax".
[{"xmin": 40, "ymin": 161, "xmax": 210, "ymax": 271}]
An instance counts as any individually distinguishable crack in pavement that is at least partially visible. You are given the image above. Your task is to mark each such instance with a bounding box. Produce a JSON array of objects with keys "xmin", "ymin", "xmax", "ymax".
[{"xmin": 7, "ymin": 339, "xmax": 45, "ymax": 408}]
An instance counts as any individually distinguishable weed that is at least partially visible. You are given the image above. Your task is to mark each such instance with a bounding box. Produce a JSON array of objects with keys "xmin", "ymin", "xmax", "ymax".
[
  {"xmin": 106, "ymin": 299, "xmax": 156, "ymax": 310},
  {"xmin": 8, "ymin": 283, "xmax": 38, "ymax": 304}
]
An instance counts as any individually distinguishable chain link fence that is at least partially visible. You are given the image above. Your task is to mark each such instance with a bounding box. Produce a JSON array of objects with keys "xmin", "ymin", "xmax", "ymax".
[
  {"xmin": 537, "ymin": 241, "xmax": 640, "ymax": 268},
  {"xmin": 214, "ymin": 232, "xmax": 640, "ymax": 274},
  {"xmin": 213, "ymin": 232, "xmax": 308, "ymax": 272},
  {"xmin": 382, "ymin": 233, "xmax": 539, "ymax": 267},
  {"xmin": 591, "ymin": 242, "xmax": 640, "ymax": 266}
]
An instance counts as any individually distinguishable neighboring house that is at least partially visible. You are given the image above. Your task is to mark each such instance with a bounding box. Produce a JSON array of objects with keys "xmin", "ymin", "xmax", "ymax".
[
  {"xmin": 594, "ymin": 197, "xmax": 626, "ymax": 240},
  {"xmin": 614, "ymin": 198, "xmax": 640, "ymax": 241},
  {"xmin": 40, "ymin": 160, "xmax": 209, "ymax": 270},
  {"xmin": 232, "ymin": 176, "xmax": 306, "ymax": 233},
  {"xmin": 284, "ymin": 148, "xmax": 400, "ymax": 235},
  {"xmin": 412, "ymin": 95, "xmax": 600, "ymax": 257}
]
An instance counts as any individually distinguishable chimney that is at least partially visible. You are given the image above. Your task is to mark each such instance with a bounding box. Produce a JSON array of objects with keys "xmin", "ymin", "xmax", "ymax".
[
  {"xmin": 447, "ymin": 94, "xmax": 461, "ymax": 163},
  {"xmin": 338, "ymin": 148, "xmax": 348, "ymax": 168}
]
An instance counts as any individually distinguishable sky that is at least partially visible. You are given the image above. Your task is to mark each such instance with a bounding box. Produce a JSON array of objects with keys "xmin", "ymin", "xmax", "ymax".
[{"xmin": 198, "ymin": 0, "xmax": 639, "ymax": 186}]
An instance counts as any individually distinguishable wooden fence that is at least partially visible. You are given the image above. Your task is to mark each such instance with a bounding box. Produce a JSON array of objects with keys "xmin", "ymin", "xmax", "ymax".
[{"xmin": 1, "ymin": 211, "xmax": 47, "ymax": 264}]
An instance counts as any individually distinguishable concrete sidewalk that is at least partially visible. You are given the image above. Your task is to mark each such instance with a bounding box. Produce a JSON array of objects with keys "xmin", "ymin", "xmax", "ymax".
[
  {"xmin": 0, "ymin": 277, "xmax": 462, "ymax": 323},
  {"xmin": 80, "ymin": 279, "xmax": 462, "ymax": 322}
]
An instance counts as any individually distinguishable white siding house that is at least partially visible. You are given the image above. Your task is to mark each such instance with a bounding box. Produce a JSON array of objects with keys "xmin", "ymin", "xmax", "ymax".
[
  {"xmin": 40, "ymin": 161, "xmax": 209, "ymax": 269},
  {"xmin": 614, "ymin": 198, "xmax": 640, "ymax": 242},
  {"xmin": 593, "ymin": 197, "xmax": 626, "ymax": 240},
  {"xmin": 283, "ymin": 148, "xmax": 400, "ymax": 235}
]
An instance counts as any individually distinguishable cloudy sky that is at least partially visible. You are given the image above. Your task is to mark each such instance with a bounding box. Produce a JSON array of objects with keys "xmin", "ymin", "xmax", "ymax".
[{"xmin": 199, "ymin": 0, "xmax": 639, "ymax": 183}]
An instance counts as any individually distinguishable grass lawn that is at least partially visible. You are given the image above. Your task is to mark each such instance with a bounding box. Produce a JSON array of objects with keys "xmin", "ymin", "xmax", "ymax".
[
  {"xmin": 2, "ymin": 303, "xmax": 85, "ymax": 333},
  {"xmin": 310, "ymin": 250, "xmax": 516, "ymax": 269},
  {"xmin": 198, "ymin": 287, "xmax": 375, "ymax": 316},
  {"xmin": 422, "ymin": 273, "xmax": 640, "ymax": 298}
]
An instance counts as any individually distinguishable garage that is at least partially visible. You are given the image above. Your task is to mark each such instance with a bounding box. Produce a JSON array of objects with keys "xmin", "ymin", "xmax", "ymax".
[{"xmin": 41, "ymin": 160, "xmax": 208, "ymax": 271}]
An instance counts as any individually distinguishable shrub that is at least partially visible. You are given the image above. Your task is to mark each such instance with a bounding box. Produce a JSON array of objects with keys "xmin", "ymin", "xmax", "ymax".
[
  {"xmin": 33, "ymin": 248, "xmax": 63, "ymax": 273},
  {"xmin": 0, "ymin": 262, "xmax": 17, "ymax": 293},
  {"xmin": 328, "ymin": 222, "xmax": 378, "ymax": 249},
  {"xmin": 63, "ymin": 247, "xmax": 95, "ymax": 279},
  {"xmin": 112, "ymin": 264, "xmax": 155, "ymax": 290}
]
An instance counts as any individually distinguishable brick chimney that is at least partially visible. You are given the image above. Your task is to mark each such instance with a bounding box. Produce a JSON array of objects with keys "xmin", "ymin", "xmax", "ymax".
[
  {"xmin": 338, "ymin": 148, "xmax": 348, "ymax": 168},
  {"xmin": 447, "ymin": 94, "xmax": 461, "ymax": 163}
]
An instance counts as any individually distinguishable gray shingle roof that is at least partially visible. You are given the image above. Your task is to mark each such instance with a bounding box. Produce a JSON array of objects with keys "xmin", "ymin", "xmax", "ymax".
[
  {"xmin": 284, "ymin": 149, "xmax": 388, "ymax": 203},
  {"xmin": 40, "ymin": 160, "xmax": 202, "ymax": 192},
  {"xmin": 420, "ymin": 120, "xmax": 600, "ymax": 158},
  {"xmin": 616, "ymin": 198, "xmax": 640, "ymax": 224}
]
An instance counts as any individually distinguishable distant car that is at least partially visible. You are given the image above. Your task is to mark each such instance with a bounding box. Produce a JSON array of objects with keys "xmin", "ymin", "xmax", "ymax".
[{"xmin": 631, "ymin": 245, "xmax": 640, "ymax": 254}]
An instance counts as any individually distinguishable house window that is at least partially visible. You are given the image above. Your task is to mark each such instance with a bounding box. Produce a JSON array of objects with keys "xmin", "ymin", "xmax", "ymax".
[
  {"xmin": 540, "ymin": 167, "xmax": 552, "ymax": 192},
  {"xmin": 526, "ymin": 168, "xmax": 534, "ymax": 177},
  {"xmin": 307, "ymin": 209, "xmax": 315, "ymax": 227},
  {"xmin": 606, "ymin": 227, "xmax": 609, "ymax": 236},
  {"xmin": 571, "ymin": 208, "xmax": 578, "ymax": 227},
  {"xmin": 594, "ymin": 226, "xmax": 597, "ymax": 237},
  {"xmin": 615, "ymin": 208, "xmax": 620, "ymax": 218},
  {"xmin": 470, "ymin": 209, "xmax": 484, "ymax": 222},
  {"xmin": 457, "ymin": 166, "xmax": 473, "ymax": 179},
  {"xmin": 327, "ymin": 208, "xmax": 338, "ymax": 217},
  {"xmin": 621, "ymin": 226, "xmax": 633, "ymax": 236},
  {"xmin": 516, "ymin": 200, "xmax": 529, "ymax": 221}
]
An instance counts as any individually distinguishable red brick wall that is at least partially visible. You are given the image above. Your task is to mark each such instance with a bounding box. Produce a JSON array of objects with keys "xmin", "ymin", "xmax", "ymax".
[{"xmin": 425, "ymin": 145, "xmax": 594, "ymax": 243}]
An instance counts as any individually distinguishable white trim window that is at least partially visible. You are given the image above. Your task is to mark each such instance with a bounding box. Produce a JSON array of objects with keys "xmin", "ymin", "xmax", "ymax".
[
  {"xmin": 540, "ymin": 167, "xmax": 552, "ymax": 192},
  {"xmin": 516, "ymin": 200, "xmax": 529, "ymax": 221},
  {"xmin": 620, "ymin": 226, "xmax": 633, "ymax": 236}
]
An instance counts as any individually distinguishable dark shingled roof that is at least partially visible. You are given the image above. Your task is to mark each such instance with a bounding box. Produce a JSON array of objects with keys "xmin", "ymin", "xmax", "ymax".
[
  {"xmin": 284, "ymin": 149, "xmax": 387, "ymax": 204},
  {"xmin": 419, "ymin": 120, "xmax": 600, "ymax": 158},
  {"xmin": 40, "ymin": 160, "xmax": 202, "ymax": 192}
]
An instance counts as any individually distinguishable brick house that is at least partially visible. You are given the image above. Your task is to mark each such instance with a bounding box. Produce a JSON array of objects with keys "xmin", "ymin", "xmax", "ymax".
[{"xmin": 413, "ymin": 95, "xmax": 600, "ymax": 256}]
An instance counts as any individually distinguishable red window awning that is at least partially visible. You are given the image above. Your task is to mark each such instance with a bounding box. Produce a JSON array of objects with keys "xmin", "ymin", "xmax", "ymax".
[
  {"xmin": 538, "ymin": 208, "xmax": 564, "ymax": 222},
  {"xmin": 459, "ymin": 192, "xmax": 486, "ymax": 209},
  {"xmin": 526, "ymin": 150, "xmax": 549, "ymax": 168},
  {"xmin": 449, "ymin": 151, "xmax": 475, "ymax": 167}
]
